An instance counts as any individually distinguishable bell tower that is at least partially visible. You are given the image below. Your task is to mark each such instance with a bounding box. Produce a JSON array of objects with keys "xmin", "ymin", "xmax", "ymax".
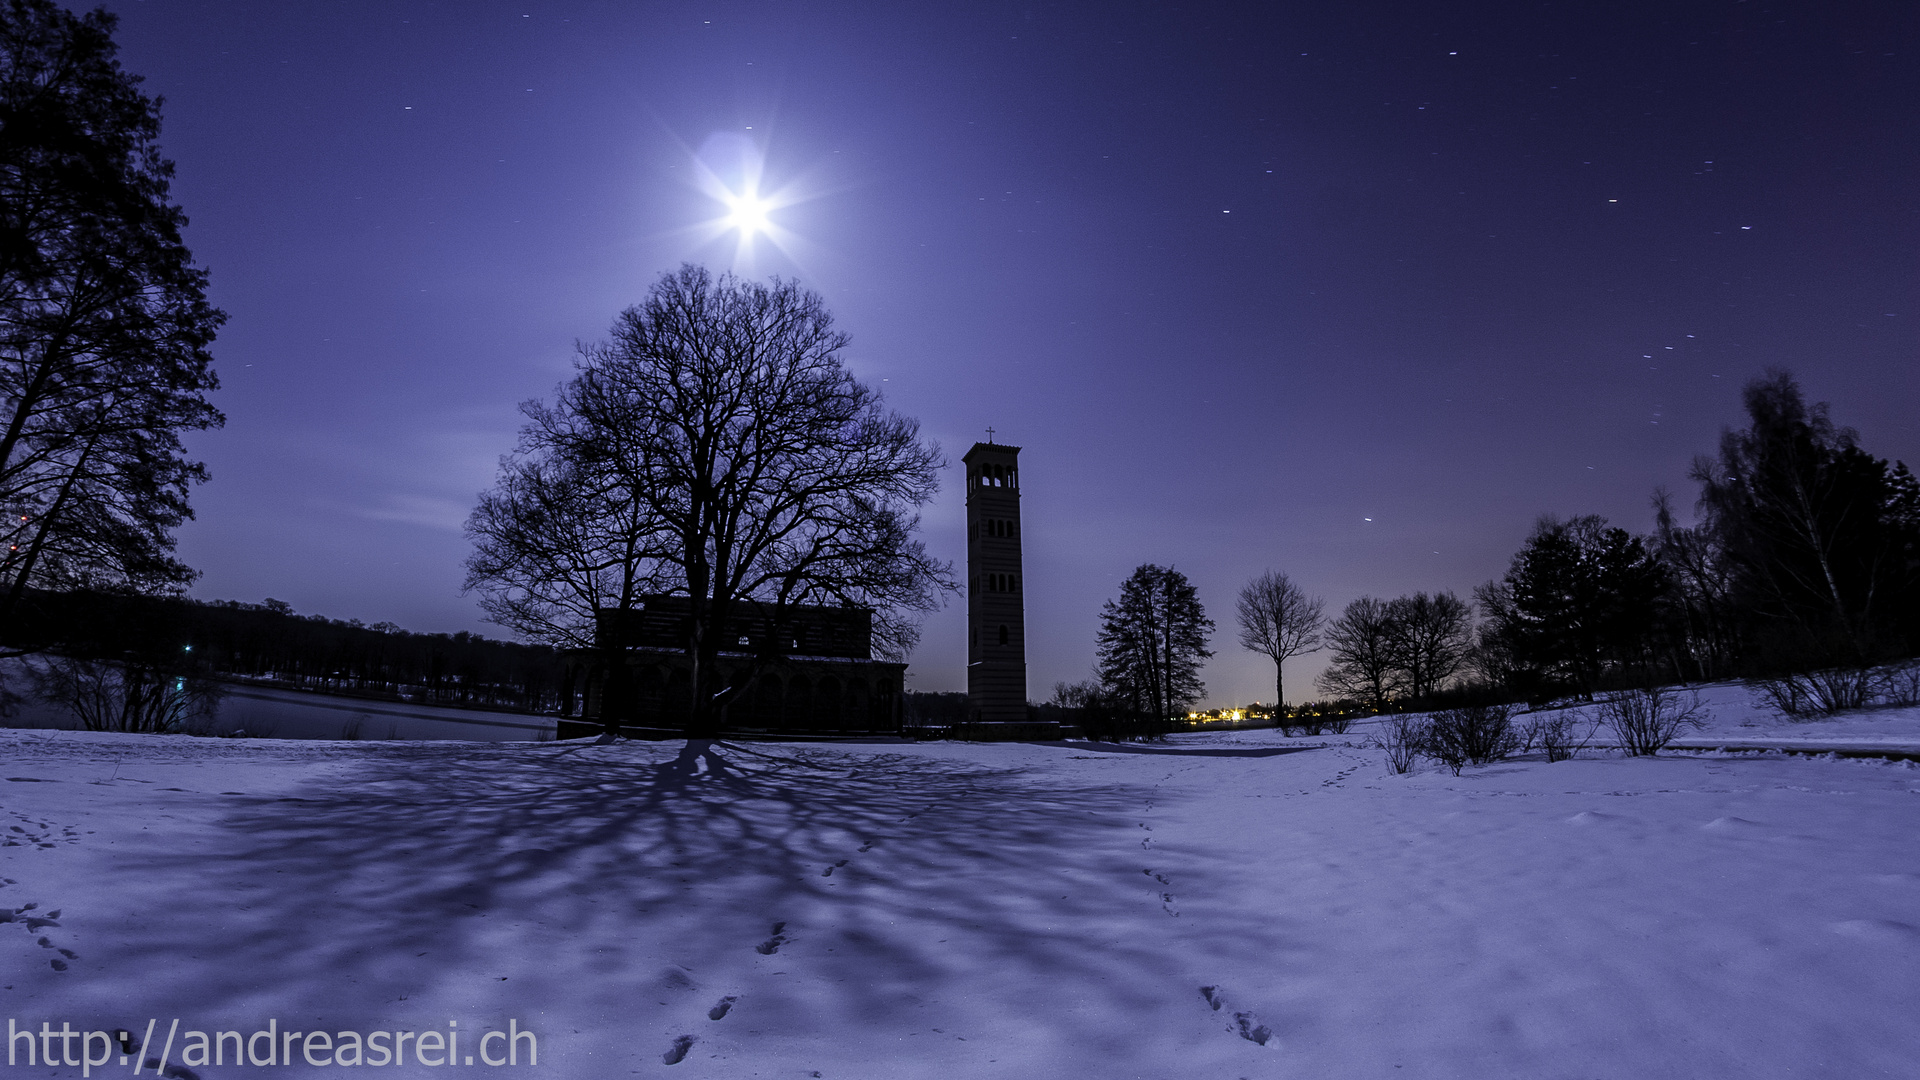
[{"xmin": 963, "ymin": 439, "xmax": 1027, "ymax": 725}]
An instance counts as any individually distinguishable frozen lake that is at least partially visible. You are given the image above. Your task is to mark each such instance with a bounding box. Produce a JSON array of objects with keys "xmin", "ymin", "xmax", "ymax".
[{"xmin": 2, "ymin": 665, "xmax": 554, "ymax": 742}]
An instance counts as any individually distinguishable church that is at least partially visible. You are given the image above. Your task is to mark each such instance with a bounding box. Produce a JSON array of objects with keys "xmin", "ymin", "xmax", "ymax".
[{"xmin": 558, "ymin": 595, "xmax": 907, "ymax": 739}]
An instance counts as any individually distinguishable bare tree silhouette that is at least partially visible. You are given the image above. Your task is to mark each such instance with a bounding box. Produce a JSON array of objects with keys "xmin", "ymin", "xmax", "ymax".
[
  {"xmin": 466, "ymin": 266, "xmax": 955, "ymax": 736},
  {"xmin": 1235, "ymin": 570, "xmax": 1324, "ymax": 710}
]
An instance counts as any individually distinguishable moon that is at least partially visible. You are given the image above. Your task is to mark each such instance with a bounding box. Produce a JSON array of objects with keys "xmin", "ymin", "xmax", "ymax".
[{"xmin": 723, "ymin": 190, "xmax": 771, "ymax": 239}]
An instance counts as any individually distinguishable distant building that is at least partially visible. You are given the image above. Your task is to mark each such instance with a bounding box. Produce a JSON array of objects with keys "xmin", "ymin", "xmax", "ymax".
[
  {"xmin": 559, "ymin": 595, "xmax": 906, "ymax": 739},
  {"xmin": 963, "ymin": 440, "xmax": 1030, "ymax": 726}
]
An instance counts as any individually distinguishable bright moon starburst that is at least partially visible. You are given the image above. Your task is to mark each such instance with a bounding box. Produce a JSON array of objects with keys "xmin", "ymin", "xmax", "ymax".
[
  {"xmin": 680, "ymin": 131, "xmax": 810, "ymax": 271},
  {"xmin": 722, "ymin": 189, "xmax": 772, "ymax": 239}
]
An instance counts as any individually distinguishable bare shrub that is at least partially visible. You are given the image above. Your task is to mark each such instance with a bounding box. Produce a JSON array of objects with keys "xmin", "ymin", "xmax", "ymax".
[
  {"xmin": 1291, "ymin": 712, "xmax": 1355, "ymax": 736},
  {"xmin": 1522, "ymin": 711, "xmax": 1597, "ymax": 763},
  {"xmin": 1877, "ymin": 662, "xmax": 1920, "ymax": 708},
  {"xmin": 1600, "ymin": 686, "xmax": 1706, "ymax": 755},
  {"xmin": 1373, "ymin": 715, "xmax": 1426, "ymax": 774},
  {"xmin": 33, "ymin": 657, "xmax": 224, "ymax": 734},
  {"xmin": 1278, "ymin": 703, "xmax": 1356, "ymax": 737},
  {"xmin": 1425, "ymin": 704, "xmax": 1518, "ymax": 775},
  {"xmin": 1749, "ymin": 666, "xmax": 1883, "ymax": 718}
]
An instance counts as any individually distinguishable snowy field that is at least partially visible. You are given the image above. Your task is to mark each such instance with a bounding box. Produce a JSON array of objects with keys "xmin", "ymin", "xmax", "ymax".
[
  {"xmin": 4, "ymin": 708, "xmax": 1920, "ymax": 1078},
  {"xmin": 1294, "ymin": 680, "xmax": 1920, "ymax": 757}
]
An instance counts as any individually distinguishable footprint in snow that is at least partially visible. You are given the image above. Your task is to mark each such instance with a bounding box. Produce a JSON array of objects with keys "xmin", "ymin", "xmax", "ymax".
[
  {"xmin": 661, "ymin": 1035, "xmax": 695, "ymax": 1065},
  {"xmin": 1234, "ymin": 1011, "xmax": 1273, "ymax": 1046},
  {"xmin": 755, "ymin": 922, "xmax": 788, "ymax": 955},
  {"xmin": 1199, "ymin": 986, "xmax": 1273, "ymax": 1046},
  {"xmin": 708, "ymin": 996, "xmax": 737, "ymax": 1021},
  {"xmin": 654, "ymin": 966, "xmax": 697, "ymax": 994}
]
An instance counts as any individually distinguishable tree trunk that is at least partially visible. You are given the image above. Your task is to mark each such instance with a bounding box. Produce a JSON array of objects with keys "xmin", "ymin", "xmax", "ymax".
[
  {"xmin": 597, "ymin": 649, "xmax": 629, "ymax": 738},
  {"xmin": 1, "ymin": 427, "xmax": 100, "ymax": 628},
  {"xmin": 687, "ymin": 647, "xmax": 724, "ymax": 738}
]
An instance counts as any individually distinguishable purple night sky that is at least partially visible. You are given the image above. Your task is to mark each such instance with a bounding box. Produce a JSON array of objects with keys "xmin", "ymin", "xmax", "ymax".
[{"xmin": 106, "ymin": 1, "xmax": 1915, "ymax": 703}]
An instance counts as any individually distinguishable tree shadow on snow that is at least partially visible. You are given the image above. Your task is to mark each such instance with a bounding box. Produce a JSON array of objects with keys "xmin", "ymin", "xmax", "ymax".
[{"xmin": 92, "ymin": 736, "xmax": 1289, "ymax": 1056}]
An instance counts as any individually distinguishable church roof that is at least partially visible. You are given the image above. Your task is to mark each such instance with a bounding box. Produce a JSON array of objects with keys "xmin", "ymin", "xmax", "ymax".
[{"xmin": 962, "ymin": 441, "xmax": 1022, "ymax": 461}]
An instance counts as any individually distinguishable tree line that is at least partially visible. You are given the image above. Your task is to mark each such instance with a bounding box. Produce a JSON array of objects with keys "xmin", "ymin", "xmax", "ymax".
[
  {"xmin": 1471, "ymin": 370, "xmax": 1919, "ymax": 709},
  {"xmin": 1307, "ymin": 371, "xmax": 1920, "ymax": 716},
  {"xmin": 3, "ymin": 589, "xmax": 569, "ymax": 721},
  {"xmin": 1055, "ymin": 370, "xmax": 1920, "ymax": 739}
]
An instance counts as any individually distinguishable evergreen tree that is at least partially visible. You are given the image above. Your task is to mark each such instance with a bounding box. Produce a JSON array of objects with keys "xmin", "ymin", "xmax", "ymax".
[
  {"xmin": 1483, "ymin": 515, "xmax": 1665, "ymax": 697},
  {"xmin": 1095, "ymin": 564, "xmax": 1213, "ymax": 725}
]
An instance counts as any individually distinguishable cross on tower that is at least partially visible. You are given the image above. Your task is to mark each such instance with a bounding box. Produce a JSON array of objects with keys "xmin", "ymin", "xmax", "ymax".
[{"xmin": 985, "ymin": 427, "xmax": 996, "ymax": 443}]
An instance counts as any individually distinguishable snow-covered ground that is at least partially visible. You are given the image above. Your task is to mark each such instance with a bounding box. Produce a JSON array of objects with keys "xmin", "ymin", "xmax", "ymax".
[
  {"xmin": 4, "ymin": 716, "xmax": 1919, "ymax": 1078},
  {"xmin": 1275, "ymin": 680, "xmax": 1920, "ymax": 756}
]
